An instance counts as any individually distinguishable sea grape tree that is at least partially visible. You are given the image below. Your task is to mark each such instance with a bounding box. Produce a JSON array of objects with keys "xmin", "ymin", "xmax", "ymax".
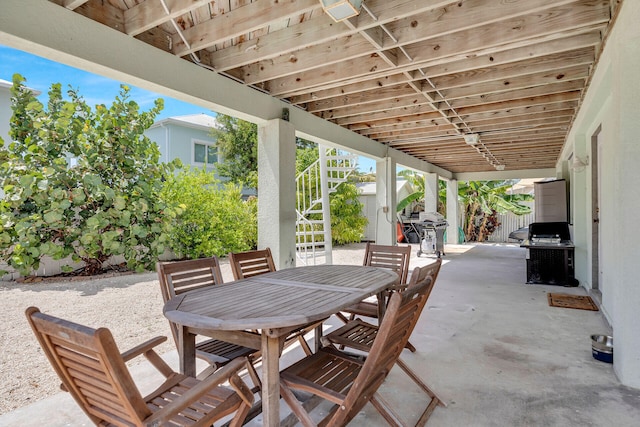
[{"xmin": 0, "ymin": 74, "xmax": 179, "ymax": 276}]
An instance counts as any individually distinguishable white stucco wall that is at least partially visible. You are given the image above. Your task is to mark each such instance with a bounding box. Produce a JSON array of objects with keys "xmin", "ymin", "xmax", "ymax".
[{"xmin": 561, "ymin": 0, "xmax": 640, "ymax": 388}]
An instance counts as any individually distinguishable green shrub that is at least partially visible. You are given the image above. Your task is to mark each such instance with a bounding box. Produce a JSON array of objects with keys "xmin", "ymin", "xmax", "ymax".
[
  {"xmin": 0, "ymin": 75, "xmax": 178, "ymax": 275},
  {"xmin": 330, "ymin": 180, "xmax": 367, "ymax": 245},
  {"xmin": 161, "ymin": 167, "xmax": 257, "ymax": 259}
]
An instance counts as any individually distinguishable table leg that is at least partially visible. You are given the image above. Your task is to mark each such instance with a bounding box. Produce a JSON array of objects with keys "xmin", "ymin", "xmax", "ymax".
[
  {"xmin": 377, "ymin": 292, "xmax": 386, "ymax": 320},
  {"xmin": 178, "ymin": 325, "xmax": 196, "ymax": 377},
  {"xmin": 261, "ymin": 334, "xmax": 282, "ymax": 427},
  {"xmin": 314, "ymin": 324, "xmax": 323, "ymax": 352}
]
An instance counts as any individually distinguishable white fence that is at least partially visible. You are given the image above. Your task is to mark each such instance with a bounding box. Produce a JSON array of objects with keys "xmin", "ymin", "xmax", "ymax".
[{"xmin": 487, "ymin": 201, "xmax": 535, "ymax": 242}]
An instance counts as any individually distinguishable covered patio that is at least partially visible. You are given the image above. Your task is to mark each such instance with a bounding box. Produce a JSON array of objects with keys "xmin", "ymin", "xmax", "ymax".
[
  {"xmin": 2, "ymin": 0, "xmax": 640, "ymax": 421},
  {"xmin": 3, "ymin": 243, "xmax": 640, "ymax": 425}
]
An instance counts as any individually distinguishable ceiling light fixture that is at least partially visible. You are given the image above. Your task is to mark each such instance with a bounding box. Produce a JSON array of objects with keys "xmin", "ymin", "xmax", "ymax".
[
  {"xmin": 462, "ymin": 132, "xmax": 505, "ymax": 170},
  {"xmin": 464, "ymin": 133, "xmax": 480, "ymax": 145},
  {"xmin": 319, "ymin": 0, "xmax": 363, "ymax": 22}
]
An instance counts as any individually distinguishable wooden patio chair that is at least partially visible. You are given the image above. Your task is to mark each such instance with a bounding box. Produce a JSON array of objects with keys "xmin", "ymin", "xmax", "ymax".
[
  {"xmin": 25, "ymin": 306, "xmax": 253, "ymax": 427},
  {"xmin": 322, "ymin": 259, "xmax": 446, "ymax": 426},
  {"xmin": 336, "ymin": 242, "xmax": 413, "ymax": 349},
  {"xmin": 157, "ymin": 257, "xmax": 261, "ymax": 388},
  {"xmin": 278, "ymin": 263, "xmax": 437, "ymax": 427},
  {"xmin": 338, "ymin": 242, "xmax": 411, "ymax": 319},
  {"xmin": 228, "ymin": 248, "xmax": 316, "ymax": 356},
  {"xmin": 228, "ymin": 247, "xmax": 277, "ymax": 280}
]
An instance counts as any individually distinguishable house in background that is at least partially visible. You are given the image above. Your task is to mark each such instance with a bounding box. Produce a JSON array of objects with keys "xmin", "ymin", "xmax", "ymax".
[
  {"xmin": 357, "ymin": 180, "xmax": 413, "ymax": 242},
  {"xmin": 146, "ymin": 113, "xmax": 219, "ymax": 172},
  {"xmin": 145, "ymin": 113, "xmax": 258, "ymax": 197}
]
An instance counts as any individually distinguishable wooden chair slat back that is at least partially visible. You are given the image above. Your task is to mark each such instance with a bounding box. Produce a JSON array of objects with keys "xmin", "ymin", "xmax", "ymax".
[
  {"xmin": 229, "ymin": 248, "xmax": 276, "ymax": 280},
  {"xmin": 157, "ymin": 257, "xmax": 224, "ymax": 302},
  {"xmin": 329, "ymin": 264, "xmax": 437, "ymax": 426},
  {"xmin": 407, "ymin": 258, "xmax": 442, "ymax": 289},
  {"xmin": 26, "ymin": 307, "xmax": 150, "ymax": 426},
  {"xmin": 156, "ymin": 257, "xmax": 224, "ymax": 349},
  {"xmin": 363, "ymin": 242, "xmax": 411, "ymax": 284}
]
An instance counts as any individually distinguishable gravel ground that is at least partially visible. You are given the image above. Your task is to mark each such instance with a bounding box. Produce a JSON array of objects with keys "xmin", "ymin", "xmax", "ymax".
[{"xmin": 0, "ymin": 243, "xmax": 368, "ymax": 415}]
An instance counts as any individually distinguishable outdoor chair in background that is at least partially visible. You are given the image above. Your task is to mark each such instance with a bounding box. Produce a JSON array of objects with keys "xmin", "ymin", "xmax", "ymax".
[
  {"xmin": 228, "ymin": 247, "xmax": 277, "ymax": 280},
  {"xmin": 228, "ymin": 248, "xmax": 316, "ymax": 356},
  {"xmin": 278, "ymin": 264, "xmax": 436, "ymax": 427},
  {"xmin": 25, "ymin": 307, "xmax": 254, "ymax": 427},
  {"xmin": 336, "ymin": 242, "xmax": 413, "ymax": 347},
  {"xmin": 157, "ymin": 257, "xmax": 261, "ymax": 389},
  {"xmin": 323, "ymin": 259, "xmax": 446, "ymax": 426}
]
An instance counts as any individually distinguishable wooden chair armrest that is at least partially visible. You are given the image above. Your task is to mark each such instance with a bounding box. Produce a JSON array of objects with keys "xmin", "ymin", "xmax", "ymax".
[
  {"xmin": 120, "ymin": 336, "xmax": 174, "ymax": 378},
  {"xmin": 387, "ymin": 283, "xmax": 408, "ymax": 292},
  {"xmin": 230, "ymin": 373, "xmax": 255, "ymax": 407},
  {"xmin": 144, "ymin": 357, "xmax": 252, "ymax": 426},
  {"xmin": 121, "ymin": 336, "xmax": 167, "ymax": 362}
]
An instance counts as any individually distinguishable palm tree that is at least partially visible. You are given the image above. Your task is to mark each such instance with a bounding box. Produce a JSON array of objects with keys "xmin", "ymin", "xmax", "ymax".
[
  {"xmin": 396, "ymin": 170, "xmax": 428, "ymax": 213},
  {"xmin": 395, "ymin": 173, "xmax": 533, "ymax": 242},
  {"xmin": 459, "ymin": 180, "xmax": 533, "ymax": 242}
]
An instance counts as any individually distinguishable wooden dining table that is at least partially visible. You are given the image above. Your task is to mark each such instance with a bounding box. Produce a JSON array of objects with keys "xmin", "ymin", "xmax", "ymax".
[{"xmin": 163, "ymin": 264, "xmax": 399, "ymax": 426}]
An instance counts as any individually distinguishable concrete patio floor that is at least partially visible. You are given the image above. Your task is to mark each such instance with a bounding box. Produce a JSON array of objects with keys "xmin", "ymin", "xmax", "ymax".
[{"xmin": 3, "ymin": 243, "xmax": 640, "ymax": 426}]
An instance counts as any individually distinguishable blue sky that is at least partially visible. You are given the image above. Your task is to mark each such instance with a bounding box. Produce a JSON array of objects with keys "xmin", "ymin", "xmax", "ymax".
[
  {"xmin": 0, "ymin": 45, "xmax": 211, "ymax": 121},
  {"xmin": 0, "ymin": 44, "xmax": 376, "ymax": 172}
]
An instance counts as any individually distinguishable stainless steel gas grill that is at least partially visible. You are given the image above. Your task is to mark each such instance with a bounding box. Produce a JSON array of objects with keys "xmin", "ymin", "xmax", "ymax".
[
  {"xmin": 417, "ymin": 212, "xmax": 448, "ymax": 258},
  {"xmin": 520, "ymin": 222, "xmax": 577, "ymax": 286}
]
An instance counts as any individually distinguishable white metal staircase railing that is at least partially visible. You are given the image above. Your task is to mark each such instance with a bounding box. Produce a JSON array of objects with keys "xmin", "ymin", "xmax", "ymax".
[{"xmin": 295, "ymin": 146, "xmax": 358, "ymax": 265}]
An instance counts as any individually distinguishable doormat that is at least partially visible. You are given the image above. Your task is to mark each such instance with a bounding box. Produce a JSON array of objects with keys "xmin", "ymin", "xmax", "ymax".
[{"xmin": 547, "ymin": 293, "xmax": 599, "ymax": 311}]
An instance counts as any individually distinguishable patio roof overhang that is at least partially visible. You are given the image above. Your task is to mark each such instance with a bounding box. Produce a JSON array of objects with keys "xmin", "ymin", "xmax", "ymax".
[{"xmin": 0, "ymin": 0, "xmax": 620, "ymax": 179}]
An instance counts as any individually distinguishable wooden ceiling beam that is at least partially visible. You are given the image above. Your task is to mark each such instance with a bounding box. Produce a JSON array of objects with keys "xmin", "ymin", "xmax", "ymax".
[
  {"xmin": 55, "ymin": 0, "xmax": 89, "ymax": 9},
  {"xmin": 468, "ymin": 121, "xmax": 570, "ymax": 136},
  {"xmin": 420, "ymin": 31, "xmax": 601, "ymax": 79},
  {"xmin": 306, "ymin": 84, "xmax": 415, "ymax": 113},
  {"xmin": 241, "ymin": 0, "xmax": 586, "ymax": 85},
  {"xmin": 429, "ymin": 47, "xmax": 595, "ymax": 91},
  {"xmin": 393, "ymin": 135, "xmax": 566, "ymax": 152},
  {"xmin": 426, "ymin": 153, "xmax": 561, "ymax": 164},
  {"xmin": 453, "ymin": 101, "xmax": 578, "ymax": 123},
  {"xmin": 319, "ymin": 93, "xmax": 435, "ymax": 120},
  {"xmin": 355, "ymin": 117, "xmax": 453, "ymax": 135},
  {"xmin": 388, "ymin": 127, "xmax": 566, "ymax": 146},
  {"xmin": 453, "ymin": 91, "xmax": 582, "ymax": 116},
  {"xmin": 321, "ymin": 80, "xmax": 583, "ymax": 122},
  {"xmin": 264, "ymin": 2, "xmax": 608, "ymax": 95},
  {"xmin": 124, "ymin": 0, "xmax": 212, "ymax": 36},
  {"xmin": 431, "ymin": 65, "xmax": 590, "ymax": 101},
  {"xmin": 335, "ymin": 105, "xmax": 440, "ymax": 126},
  {"xmin": 65, "ymin": 0, "xmax": 124, "ymax": 30},
  {"xmin": 401, "ymin": 2, "xmax": 609, "ymax": 64},
  {"xmin": 280, "ymin": 30, "xmax": 601, "ymax": 99},
  {"xmin": 302, "ymin": 54, "xmax": 591, "ymax": 113},
  {"xmin": 466, "ymin": 110, "xmax": 575, "ymax": 129},
  {"xmin": 290, "ymin": 73, "xmax": 410, "ymax": 105},
  {"xmin": 411, "ymin": 142, "xmax": 566, "ymax": 157},
  {"xmin": 171, "ymin": 0, "xmax": 321, "ymax": 57},
  {"xmin": 370, "ymin": 115, "xmax": 574, "ymax": 143},
  {"xmin": 449, "ymin": 80, "xmax": 585, "ymax": 109},
  {"xmin": 347, "ymin": 112, "xmax": 443, "ymax": 131},
  {"xmin": 207, "ymin": 0, "xmax": 458, "ymax": 71},
  {"xmin": 366, "ymin": 125, "xmax": 460, "ymax": 140}
]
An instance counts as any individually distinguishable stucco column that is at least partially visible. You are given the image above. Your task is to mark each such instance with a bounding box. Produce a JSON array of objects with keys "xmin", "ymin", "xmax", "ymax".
[
  {"xmin": 446, "ymin": 179, "xmax": 459, "ymax": 244},
  {"xmin": 257, "ymin": 119, "xmax": 296, "ymax": 270},
  {"xmin": 611, "ymin": 3, "xmax": 640, "ymax": 388},
  {"xmin": 424, "ymin": 173, "xmax": 439, "ymax": 213},
  {"xmin": 375, "ymin": 158, "xmax": 397, "ymax": 245}
]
